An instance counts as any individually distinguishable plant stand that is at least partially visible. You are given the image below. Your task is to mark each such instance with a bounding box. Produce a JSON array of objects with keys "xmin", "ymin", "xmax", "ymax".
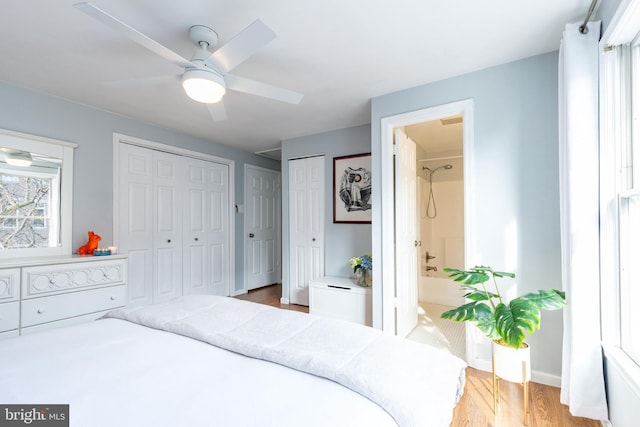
[{"xmin": 491, "ymin": 341, "xmax": 531, "ymax": 425}]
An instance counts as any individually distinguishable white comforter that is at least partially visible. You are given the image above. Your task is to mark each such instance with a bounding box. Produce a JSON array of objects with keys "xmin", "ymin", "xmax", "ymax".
[
  {"xmin": 104, "ymin": 295, "xmax": 467, "ymax": 427},
  {"xmin": 0, "ymin": 295, "xmax": 466, "ymax": 427},
  {"xmin": 0, "ymin": 318, "xmax": 397, "ymax": 427}
]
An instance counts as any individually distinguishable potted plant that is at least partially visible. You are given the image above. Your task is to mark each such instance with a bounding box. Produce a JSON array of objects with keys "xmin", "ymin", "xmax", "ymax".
[
  {"xmin": 441, "ymin": 266, "xmax": 566, "ymax": 383},
  {"xmin": 349, "ymin": 254, "xmax": 372, "ymax": 287}
]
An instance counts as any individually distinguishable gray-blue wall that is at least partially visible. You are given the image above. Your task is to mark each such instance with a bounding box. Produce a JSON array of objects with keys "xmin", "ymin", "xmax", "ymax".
[
  {"xmin": 598, "ymin": 0, "xmax": 623, "ymax": 32},
  {"xmin": 280, "ymin": 124, "xmax": 372, "ymax": 300},
  {"xmin": 0, "ymin": 81, "xmax": 279, "ymax": 293},
  {"xmin": 371, "ymin": 51, "xmax": 563, "ymax": 378}
]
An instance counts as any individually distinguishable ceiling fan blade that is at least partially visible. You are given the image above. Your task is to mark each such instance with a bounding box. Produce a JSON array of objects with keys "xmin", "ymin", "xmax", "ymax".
[
  {"xmin": 207, "ymin": 102, "xmax": 228, "ymax": 122},
  {"xmin": 73, "ymin": 2, "xmax": 193, "ymax": 69},
  {"xmin": 225, "ymin": 74, "xmax": 303, "ymax": 104},
  {"xmin": 207, "ymin": 19, "xmax": 276, "ymax": 73},
  {"xmin": 104, "ymin": 74, "xmax": 180, "ymax": 88}
]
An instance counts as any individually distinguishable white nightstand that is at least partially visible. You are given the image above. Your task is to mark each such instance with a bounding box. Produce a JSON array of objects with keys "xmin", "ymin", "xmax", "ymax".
[{"xmin": 308, "ymin": 276, "xmax": 372, "ymax": 326}]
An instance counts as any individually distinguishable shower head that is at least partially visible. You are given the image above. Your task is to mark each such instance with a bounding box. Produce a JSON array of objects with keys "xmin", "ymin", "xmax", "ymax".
[{"xmin": 422, "ymin": 164, "xmax": 453, "ymax": 174}]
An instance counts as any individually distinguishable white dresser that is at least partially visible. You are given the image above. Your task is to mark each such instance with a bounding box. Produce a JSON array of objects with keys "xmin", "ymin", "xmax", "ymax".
[
  {"xmin": 0, "ymin": 255, "xmax": 127, "ymax": 338},
  {"xmin": 308, "ymin": 276, "xmax": 372, "ymax": 326}
]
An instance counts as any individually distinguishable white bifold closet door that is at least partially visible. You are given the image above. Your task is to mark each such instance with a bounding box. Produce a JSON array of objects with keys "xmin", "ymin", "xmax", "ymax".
[
  {"xmin": 288, "ymin": 155, "xmax": 324, "ymax": 306},
  {"xmin": 118, "ymin": 143, "xmax": 230, "ymax": 306},
  {"xmin": 182, "ymin": 157, "xmax": 230, "ymax": 296}
]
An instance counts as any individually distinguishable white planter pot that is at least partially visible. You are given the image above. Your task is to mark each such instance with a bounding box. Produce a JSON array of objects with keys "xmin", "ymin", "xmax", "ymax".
[{"xmin": 492, "ymin": 340, "xmax": 531, "ymax": 383}]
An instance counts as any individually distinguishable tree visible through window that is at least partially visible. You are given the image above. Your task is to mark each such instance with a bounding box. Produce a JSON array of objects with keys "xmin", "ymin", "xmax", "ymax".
[{"xmin": 0, "ymin": 169, "xmax": 57, "ymax": 249}]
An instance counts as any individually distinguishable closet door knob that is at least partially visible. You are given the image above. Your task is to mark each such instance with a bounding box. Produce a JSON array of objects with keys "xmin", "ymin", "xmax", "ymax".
[
  {"xmin": 249, "ymin": 233, "xmax": 255, "ymax": 238},
  {"xmin": 312, "ymin": 238, "xmax": 316, "ymax": 242},
  {"xmin": 194, "ymin": 237, "xmax": 199, "ymax": 241},
  {"xmin": 167, "ymin": 239, "xmax": 171, "ymax": 243}
]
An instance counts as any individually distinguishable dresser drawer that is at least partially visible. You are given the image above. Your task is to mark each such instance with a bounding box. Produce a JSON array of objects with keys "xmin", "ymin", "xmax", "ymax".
[
  {"xmin": 21, "ymin": 309, "xmax": 113, "ymax": 336},
  {"xmin": 0, "ymin": 268, "xmax": 20, "ymax": 303},
  {"xmin": 22, "ymin": 259, "xmax": 126, "ymax": 298},
  {"xmin": 21, "ymin": 285, "xmax": 126, "ymax": 327},
  {"xmin": 0, "ymin": 301, "xmax": 20, "ymax": 332}
]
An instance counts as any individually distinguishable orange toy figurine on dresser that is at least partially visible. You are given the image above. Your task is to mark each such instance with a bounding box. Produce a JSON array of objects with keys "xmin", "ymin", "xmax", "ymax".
[{"xmin": 77, "ymin": 231, "xmax": 102, "ymax": 255}]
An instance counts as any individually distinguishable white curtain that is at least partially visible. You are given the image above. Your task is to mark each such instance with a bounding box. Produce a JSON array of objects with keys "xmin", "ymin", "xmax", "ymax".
[{"xmin": 558, "ymin": 21, "xmax": 608, "ymax": 420}]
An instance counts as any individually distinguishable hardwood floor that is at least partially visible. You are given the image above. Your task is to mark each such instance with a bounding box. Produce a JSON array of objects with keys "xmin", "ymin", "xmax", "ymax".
[
  {"xmin": 234, "ymin": 283, "xmax": 308, "ymax": 313},
  {"xmin": 235, "ymin": 284, "xmax": 601, "ymax": 427}
]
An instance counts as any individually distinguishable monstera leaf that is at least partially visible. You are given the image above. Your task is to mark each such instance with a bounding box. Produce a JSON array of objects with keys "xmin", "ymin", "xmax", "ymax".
[
  {"xmin": 521, "ymin": 289, "xmax": 566, "ymax": 310},
  {"xmin": 441, "ymin": 266, "xmax": 566, "ymax": 349},
  {"xmin": 494, "ymin": 300, "xmax": 540, "ymax": 348},
  {"xmin": 442, "ymin": 301, "xmax": 500, "ymax": 340}
]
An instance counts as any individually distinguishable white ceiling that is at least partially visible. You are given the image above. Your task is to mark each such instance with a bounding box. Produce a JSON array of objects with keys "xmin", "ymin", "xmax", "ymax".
[{"xmin": 0, "ymin": 0, "xmax": 590, "ymax": 154}]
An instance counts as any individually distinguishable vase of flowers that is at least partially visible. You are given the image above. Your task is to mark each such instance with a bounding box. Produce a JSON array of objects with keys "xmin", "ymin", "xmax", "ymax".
[{"xmin": 349, "ymin": 254, "xmax": 372, "ymax": 287}]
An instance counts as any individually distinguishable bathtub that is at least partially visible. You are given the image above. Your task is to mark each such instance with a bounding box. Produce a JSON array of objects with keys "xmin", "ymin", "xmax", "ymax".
[{"xmin": 418, "ymin": 275, "xmax": 465, "ymax": 307}]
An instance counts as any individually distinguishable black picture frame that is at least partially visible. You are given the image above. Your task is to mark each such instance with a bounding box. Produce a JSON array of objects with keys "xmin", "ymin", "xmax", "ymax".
[{"xmin": 333, "ymin": 153, "xmax": 372, "ymax": 223}]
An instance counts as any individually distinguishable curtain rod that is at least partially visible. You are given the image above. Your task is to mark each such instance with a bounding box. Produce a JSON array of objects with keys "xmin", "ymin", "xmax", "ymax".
[{"xmin": 579, "ymin": 0, "xmax": 599, "ymax": 34}]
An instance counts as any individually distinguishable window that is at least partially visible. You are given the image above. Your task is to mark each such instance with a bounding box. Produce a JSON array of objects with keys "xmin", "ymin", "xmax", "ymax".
[
  {"xmin": 601, "ymin": 4, "xmax": 640, "ymax": 373},
  {"xmin": 0, "ymin": 128, "xmax": 75, "ymax": 258},
  {"xmin": 0, "ymin": 163, "xmax": 60, "ymax": 249},
  {"xmin": 618, "ymin": 32, "xmax": 640, "ymax": 365}
]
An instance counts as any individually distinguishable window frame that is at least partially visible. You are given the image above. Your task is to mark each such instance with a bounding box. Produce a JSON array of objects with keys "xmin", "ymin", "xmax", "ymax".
[
  {"xmin": 0, "ymin": 128, "xmax": 75, "ymax": 258},
  {"xmin": 599, "ymin": 0, "xmax": 640, "ymax": 398}
]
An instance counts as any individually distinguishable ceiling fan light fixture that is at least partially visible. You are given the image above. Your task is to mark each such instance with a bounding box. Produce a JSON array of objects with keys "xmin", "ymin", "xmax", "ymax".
[
  {"xmin": 4, "ymin": 150, "xmax": 33, "ymax": 167},
  {"xmin": 182, "ymin": 69, "xmax": 226, "ymax": 104}
]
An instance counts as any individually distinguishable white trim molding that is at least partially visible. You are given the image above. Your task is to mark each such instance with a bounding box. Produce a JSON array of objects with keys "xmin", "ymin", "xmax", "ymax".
[
  {"xmin": 602, "ymin": 0, "xmax": 640, "ymax": 45},
  {"xmin": 0, "ymin": 127, "xmax": 76, "ymax": 258}
]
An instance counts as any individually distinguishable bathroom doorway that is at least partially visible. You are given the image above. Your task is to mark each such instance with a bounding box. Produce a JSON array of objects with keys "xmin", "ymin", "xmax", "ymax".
[
  {"xmin": 380, "ymin": 99, "xmax": 477, "ymax": 364},
  {"xmin": 404, "ymin": 116, "xmax": 466, "ymax": 360}
]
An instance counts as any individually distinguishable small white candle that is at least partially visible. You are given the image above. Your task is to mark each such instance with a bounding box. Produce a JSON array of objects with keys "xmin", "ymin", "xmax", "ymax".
[{"xmin": 107, "ymin": 246, "xmax": 117, "ymax": 255}]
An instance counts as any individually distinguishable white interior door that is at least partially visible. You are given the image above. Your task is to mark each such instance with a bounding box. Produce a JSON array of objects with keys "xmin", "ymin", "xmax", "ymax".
[
  {"xmin": 289, "ymin": 156, "xmax": 324, "ymax": 305},
  {"xmin": 207, "ymin": 161, "xmax": 230, "ymax": 296},
  {"xmin": 117, "ymin": 138, "xmax": 233, "ymax": 304},
  {"xmin": 153, "ymin": 151, "xmax": 183, "ymax": 303},
  {"xmin": 118, "ymin": 143, "xmax": 154, "ymax": 306},
  {"xmin": 245, "ymin": 165, "xmax": 281, "ymax": 291},
  {"xmin": 394, "ymin": 128, "xmax": 418, "ymax": 336},
  {"xmin": 183, "ymin": 157, "xmax": 209, "ymax": 295}
]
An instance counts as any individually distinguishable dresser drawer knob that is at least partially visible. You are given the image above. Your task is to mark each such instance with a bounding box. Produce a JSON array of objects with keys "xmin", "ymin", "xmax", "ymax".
[
  {"xmin": 110, "ymin": 296, "xmax": 116, "ymax": 301},
  {"xmin": 37, "ymin": 309, "xmax": 45, "ymax": 314}
]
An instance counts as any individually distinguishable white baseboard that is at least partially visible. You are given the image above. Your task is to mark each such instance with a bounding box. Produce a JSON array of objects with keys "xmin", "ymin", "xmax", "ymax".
[
  {"xmin": 470, "ymin": 357, "xmax": 561, "ymax": 387},
  {"xmin": 601, "ymin": 420, "xmax": 613, "ymax": 427},
  {"xmin": 231, "ymin": 289, "xmax": 247, "ymax": 297},
  {"xmin": 280, "ymin": 297, "xmax": 290, "ymax": 304}
]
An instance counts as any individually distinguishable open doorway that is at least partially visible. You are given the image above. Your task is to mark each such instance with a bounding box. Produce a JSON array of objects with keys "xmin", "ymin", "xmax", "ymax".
[
  {"xmin": 380, "ymin": 99, "xmax": 477, "ymax": 365},
  {"xmin": 403, "ymin": 116, "xmax": 465, "ymax": 360}
]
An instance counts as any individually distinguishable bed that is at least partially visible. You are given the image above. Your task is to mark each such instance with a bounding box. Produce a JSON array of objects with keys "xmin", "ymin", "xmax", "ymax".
[{"xmin": 0, "ymin": 295, "xmax": 466, "ymax": 427}]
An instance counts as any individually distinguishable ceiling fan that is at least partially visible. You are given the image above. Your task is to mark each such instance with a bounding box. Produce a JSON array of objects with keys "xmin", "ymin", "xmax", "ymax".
[{"xmin": 73, "ymin": 2, "xmax": 303, "ymax": 121}]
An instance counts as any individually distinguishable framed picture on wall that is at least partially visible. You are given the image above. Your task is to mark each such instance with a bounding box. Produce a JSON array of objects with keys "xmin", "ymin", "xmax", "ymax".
[{"xmin": 333, "ymin": 153, "xmax": 372, "ymax": 223}]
